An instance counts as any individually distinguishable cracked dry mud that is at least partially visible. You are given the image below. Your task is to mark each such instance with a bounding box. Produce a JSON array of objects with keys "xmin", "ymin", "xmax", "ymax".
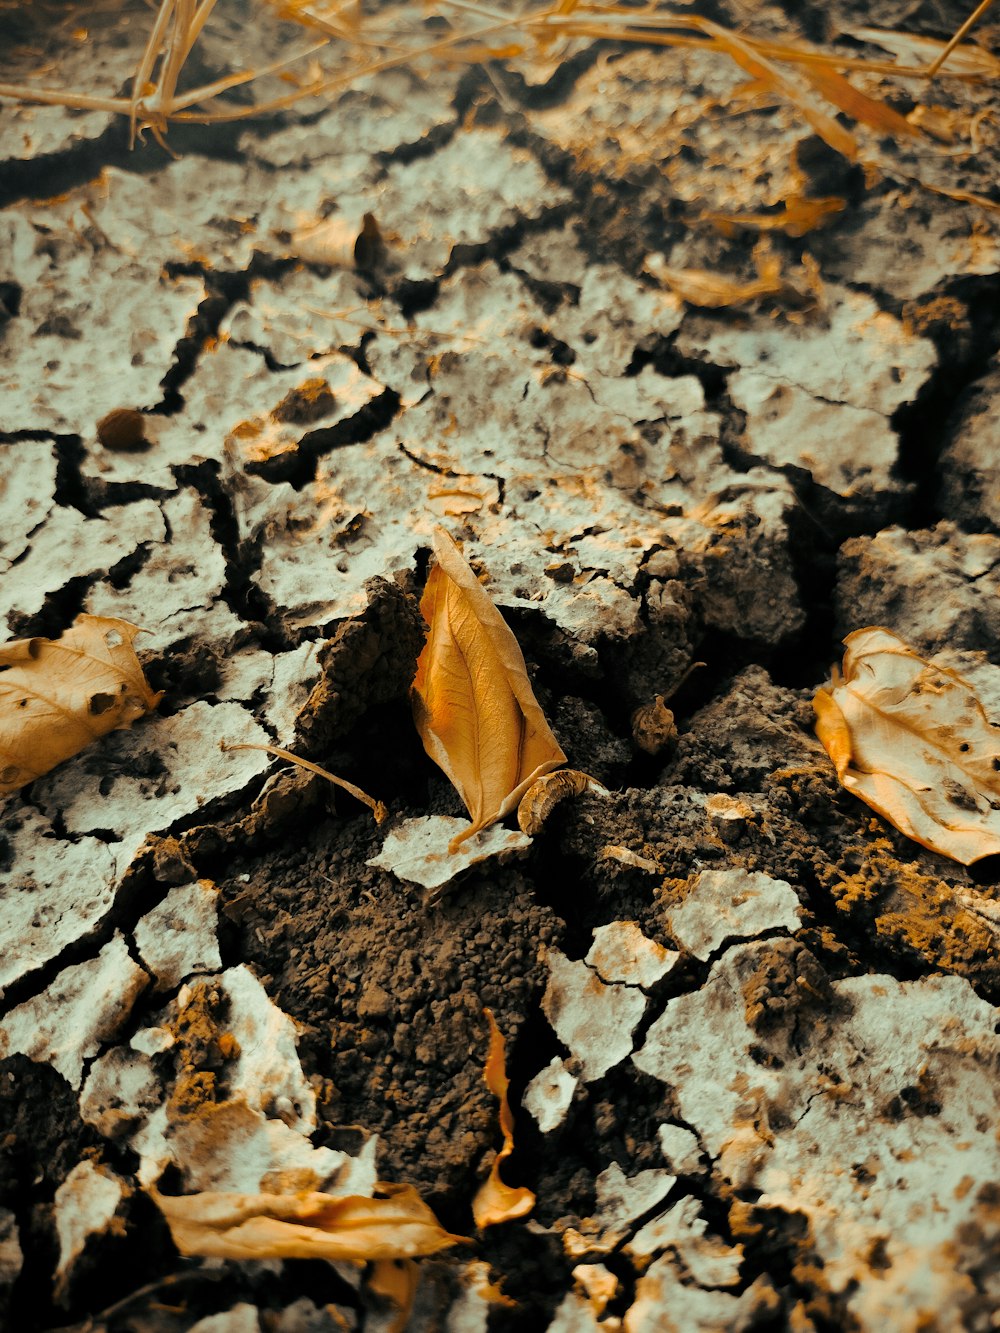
[{"xmin": 2, "ymin": 0, "xmax": 1000, "ymax": 1329}]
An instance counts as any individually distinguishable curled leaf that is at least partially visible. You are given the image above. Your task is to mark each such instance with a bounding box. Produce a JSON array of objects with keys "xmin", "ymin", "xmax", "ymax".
[
  {"xmin": 0, "ymin": 615, "xmax": 161, "ymax": 795},
  {"xmin": 517, "ymin": 769, "xmax": 608, "ymax": 836},
  {"xmin": 815, "ymin": 627, "xmax": 1000, "ymax": 865},
  {"xmin": 151, "ymin": 1181, "xmax": 467, "ymax": 1262},
  {"xmin": 473, "ymin": 1010, "xmax": 535, "ymax": 1229},
  {"xmin": 411, "ymin": 528, "xmax": 566, "ymax": 852}
]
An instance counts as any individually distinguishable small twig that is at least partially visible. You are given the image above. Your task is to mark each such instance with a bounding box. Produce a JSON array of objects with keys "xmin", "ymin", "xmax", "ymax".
[
  {"xmin": 926, "ymin": 0, "xmax": 995, "ymax": 78},
  {"xmin": 220, "ymin": 740, "xmax": 388, "ymax": 823}
]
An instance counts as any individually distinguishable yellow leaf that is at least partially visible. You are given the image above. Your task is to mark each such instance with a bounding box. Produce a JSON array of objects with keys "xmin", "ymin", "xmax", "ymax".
[
  {"xmin": 473, "ymin": 1009, "xmax": 535, "ymax": 1229},
  {"xmin": 815, "ymin": 627, "xmax": 1000, "ymax": 865},
  {"xmin": 411, "ymin": 528, "xmax": 566, "ymax": 852},
  {"xmin": 152, "ymin": 1181, "xmax": 468, "ymax": 1263},
  {"xmin": 0, "ymin": 614, "xmax": 160, "ymax": 795}
]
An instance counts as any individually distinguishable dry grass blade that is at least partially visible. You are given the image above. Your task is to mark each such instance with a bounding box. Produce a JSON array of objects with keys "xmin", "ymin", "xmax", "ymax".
[
  {"xmin": 845, "ymin": 24, "xmax": 1000, "ymax": 78},
  {"xmin": 701, "ymin": 195, "xmax": 846, "ymax": 238}
]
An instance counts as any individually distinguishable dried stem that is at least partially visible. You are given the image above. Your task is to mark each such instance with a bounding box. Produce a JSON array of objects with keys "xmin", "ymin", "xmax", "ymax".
[{"xmin": 221, "ymin": 740, "xmax": 388, "ymax": 823}]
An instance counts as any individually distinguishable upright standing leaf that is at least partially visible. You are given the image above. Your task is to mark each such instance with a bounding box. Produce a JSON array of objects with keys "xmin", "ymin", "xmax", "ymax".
[
  {"xmin": 815, "ymin": 626, "xmax": 1000, "ymax": 865},
  {"xmin": 473, "ymin": 1009, "xmax": 535, "ymax": 1229},
  {"xmin": 0, "ymin": 615, "xmax": 161, "ymax": 795},
  {"xmin": 411, "ymin": 528, "xmax": 566, "ymax": 851}
]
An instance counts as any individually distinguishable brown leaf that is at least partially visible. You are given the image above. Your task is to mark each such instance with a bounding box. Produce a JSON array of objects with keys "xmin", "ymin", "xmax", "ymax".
[
  {"xmin": 0, "ymin": 615, "xmax": 161, "ymax": 796},
  {"xmin": 701, "ymin": 195, "xmax": 845, "ymax": 238},
  {"xmin": 152, "ymin": 1181, "xmax": 468, "ymax": 1263},
  {"xmin": 815, "ymin": 627, "xmax": 1000, "ymax": 865},
  {"xmin": 411, "ymin": 527, "xmax": 566, "ymax": 851},
  {"xmin": 473, "ymin": 1010, "xmax": 535, "ymax": 1229}
]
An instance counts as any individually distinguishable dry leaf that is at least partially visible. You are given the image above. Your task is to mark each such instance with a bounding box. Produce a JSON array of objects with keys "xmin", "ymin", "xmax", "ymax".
[
  {"xmin": 411, "ymin": 528, "xmax": 566, "ymax": 852},
  {"xmin": 473, "ymin": 1009, "xmax": 535, "ymax": 1229},
  {"xmin": 0, "ymin": 614, "xmax": 161, "ymax": 795},
  {"xmin": 815, "ymin": 627, "xmax": 1000, "ymax": 865},
  {"xmin": 701, "ymin": 195, "xmax": 845, "ymax": 238},
  {"xmin": 152, "ymin": 1181, "xmax": 467, "ymax": 1262},
  {"xmin": 644, "ymin": 253, "xmax": 785, "ymax": 309}
]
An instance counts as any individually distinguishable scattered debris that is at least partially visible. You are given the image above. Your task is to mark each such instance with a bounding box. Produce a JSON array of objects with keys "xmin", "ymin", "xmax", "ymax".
[{"xmin": 541, "ymin": 947, "xmax": 648, "ymax": 1082}]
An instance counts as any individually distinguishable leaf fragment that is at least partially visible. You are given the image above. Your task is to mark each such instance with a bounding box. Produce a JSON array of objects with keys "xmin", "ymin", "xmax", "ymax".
[
  {"xmin": 473, "ymin": 1010, "xmax": 535, "ymax": 1229},
  {"xmin": 0, "ymin": 615, "xmax": 161, "ymax": 795},
  {"xmin": 151, "ymin": 1181, "xmax": 468, "ymax": 1263},
  {"xmin": 815, "ymin": 627, "xmax": 1000, "ymax": 865},
  {"xmin": 411, "ymin": 528, "xmax": 566, "ymax": 852},
  {"xmin": 701, "ymin": 195, "xmax": 846, "ymax": 238}
]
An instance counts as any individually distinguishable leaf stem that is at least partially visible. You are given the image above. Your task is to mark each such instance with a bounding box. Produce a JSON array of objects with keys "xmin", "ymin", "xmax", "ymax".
[{"xmin": 221, "ymin": 741, "xmax": 387, "ymax": 824}]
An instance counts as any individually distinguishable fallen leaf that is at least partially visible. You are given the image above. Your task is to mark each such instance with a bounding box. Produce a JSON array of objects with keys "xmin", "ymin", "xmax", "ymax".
[
  {"xmin": 701, "ymin": 195, "xmax": 845, "ymax": 238},
  {"xmin": 411, "ymin": 527, "xmax": 566, "ymax": 852},
  {"xmin": 815, "ymin": 627, "xmax": 1000, "ymax": 864},
  {"xmin": 152, "ymin": 1181, "xmax": 468, "ymax": 1262},
  {"xmin": 473, "ymin": 1010, "xmax": 535, "ymax": 1229},
  {"xmin": 801, "ymin": 65, "xmax": 919, "ymax": 138},
  {"xmin": 0, "ymin": 615, "xmax": 161, "ymax": 796}
]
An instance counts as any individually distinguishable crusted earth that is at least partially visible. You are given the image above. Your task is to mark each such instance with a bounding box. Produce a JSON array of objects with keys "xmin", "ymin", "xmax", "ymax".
[{"xmin": 2, "ymin": 0, "xmax": 1000, "ymax": 1329}]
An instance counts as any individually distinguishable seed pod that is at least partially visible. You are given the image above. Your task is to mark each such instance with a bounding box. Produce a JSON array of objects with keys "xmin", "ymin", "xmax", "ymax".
[
  {"xmin": 96, "ymin": 407, "xmax": 149, "ymax": 452},
  {"xmin": 631, "ymin": 695, "xmax": 677, "ymax": 755},
  {"xmin": 517, "ymin": 769, "xmax": 608, "ymax": 836}
]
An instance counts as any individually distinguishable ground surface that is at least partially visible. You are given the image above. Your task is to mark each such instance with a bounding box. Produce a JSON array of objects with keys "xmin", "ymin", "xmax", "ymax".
[{"xmin": 2, "ymin": 0, "xmax": 1000, "ymax": 1329}]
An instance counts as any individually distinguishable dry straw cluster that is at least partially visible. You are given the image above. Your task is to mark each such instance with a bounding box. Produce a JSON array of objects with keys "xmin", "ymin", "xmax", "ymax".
[{"xmin": 0, "ymin": 0, "xmax": 997, "ymax": 175}]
